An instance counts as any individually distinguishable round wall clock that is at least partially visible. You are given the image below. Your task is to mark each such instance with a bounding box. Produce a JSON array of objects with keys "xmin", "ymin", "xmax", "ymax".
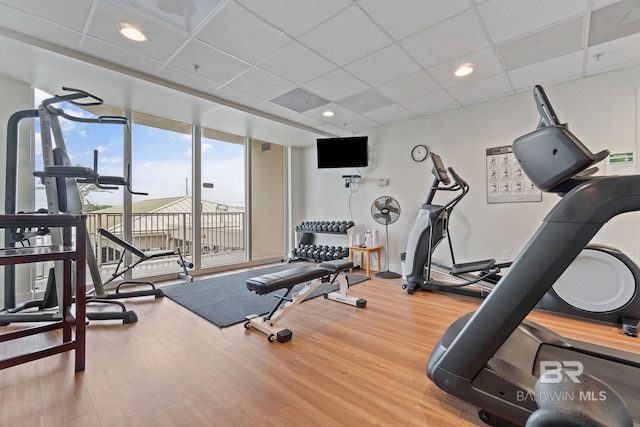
[{"xmin": 411, "ymin": 144, "xmax": 429, "ymax": 162}]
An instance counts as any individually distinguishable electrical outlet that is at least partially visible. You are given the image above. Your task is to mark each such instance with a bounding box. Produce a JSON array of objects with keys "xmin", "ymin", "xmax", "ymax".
[{"xmin": 501, "ymin": 250, "xmax": 510, "ymax": 261}]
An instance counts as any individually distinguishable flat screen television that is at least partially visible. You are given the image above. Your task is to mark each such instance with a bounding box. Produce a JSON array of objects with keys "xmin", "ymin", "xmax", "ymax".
[{"xmin": 316, "ymin": 136, "xmax": 368, "ymax": 168}]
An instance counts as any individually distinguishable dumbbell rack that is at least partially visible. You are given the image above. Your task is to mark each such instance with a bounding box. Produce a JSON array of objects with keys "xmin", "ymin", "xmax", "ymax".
[{"xmin": 290, "ymin": 221, "xmax": 354, "ymax": 262}]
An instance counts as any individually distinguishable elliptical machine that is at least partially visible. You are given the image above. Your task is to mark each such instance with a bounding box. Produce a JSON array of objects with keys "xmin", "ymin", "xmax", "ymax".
[
  {"xmin": 427, "ymin": 85, "xmax": 640, "ymax": 426},
  {"xmin": 402, "ymin": 152, "xmax": 506, "ymax": 296},
  {"xmin": 403, "ymin": 150, "xmax": 640, "ymax": 336}
]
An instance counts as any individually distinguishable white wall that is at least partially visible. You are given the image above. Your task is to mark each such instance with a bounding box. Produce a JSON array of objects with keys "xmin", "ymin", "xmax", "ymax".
[{"xmin": 297, "ymin": 65, "xmax": 640, "ymax": 274}]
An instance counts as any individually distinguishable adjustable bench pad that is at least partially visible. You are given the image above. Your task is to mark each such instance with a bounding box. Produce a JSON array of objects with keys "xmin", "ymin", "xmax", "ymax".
[
  {"xmin": 246, "ymin": 260, "xmax": 354, "ymax": 295},
  {"xmin": 317, "ymin": 259, "xmax": 353, "ymax": 273}
]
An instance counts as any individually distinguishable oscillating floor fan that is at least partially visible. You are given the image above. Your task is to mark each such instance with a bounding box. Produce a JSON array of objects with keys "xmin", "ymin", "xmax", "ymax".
[{"xmin": 371, "ymin": 196, "xmax": 401, "ymax": 279}]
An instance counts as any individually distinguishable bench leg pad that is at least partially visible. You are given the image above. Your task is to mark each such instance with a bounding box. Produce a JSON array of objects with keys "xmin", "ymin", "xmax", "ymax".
[
  {"xmin": 244, "ymin": 314, "xmax": 293, "ymax": 343},
  {"xmin": 324, "ymin": 292, "xmax": 367, "ymax": 308},
  {"xmin": 323, "ymin": 273, "xmax": 367, "ymax": 308}
]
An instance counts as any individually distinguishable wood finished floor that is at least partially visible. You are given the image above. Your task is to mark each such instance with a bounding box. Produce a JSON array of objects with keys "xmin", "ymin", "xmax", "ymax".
[{"xmin": 2, "ymin": 269, "xmax": 640, "ymax": 427}]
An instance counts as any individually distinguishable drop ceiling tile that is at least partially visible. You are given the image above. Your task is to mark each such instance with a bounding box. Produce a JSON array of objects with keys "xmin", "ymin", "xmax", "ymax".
[
  {"xmin": 589, "ymin": 0, "xmax": 640, "ymax": 46},
  {"xmin": 447, "ymin": 73, "xmax": 512, "ymax": 105},
  {"xmin": 235, "ymin": 0, "xmax": 351, "ymax": 38},
  {"xmin": 114, "ymin": 0, "xmax": 224, "ymax": 34},
  {"xmin": 343, "ymin": 44, "xmax": 421, "ymax": 87},
  {"xmin": 477, "ymin": 0, "xmax": 588, "ymax": 43},
  {"xmin": 303, "ymin": 102, "xmax": 357, "ymax": 123},
  {"xmin": 427, "ymin": 47, "xmax": 504, "ymax": 89},
  {"xmin": 214, "ymin": 85, "xmax": 264, "ymax": 108},
  {"xmin": 0, "ymin": 0, "xmax": 93, "ymax": 32},
  {"xmin": 86, "ymin": 0, "xmax": 189, "ymax": 62},
  {"xmin": 593, "ymin": 0, "xmax": 624, "ymax": 8},
  {"xmin": 337, "ymin": 89, "xmax": 393, "ymax": 114},
  {"xmin": 302, "ymin": 69, "xmax": 370, "ymax": 102},
  {"xmin": 497, "ymin": 17, "xmax": 583, "ymax": 70},
  {"xmin": 0, "ymin": 5, "xmax": 83, "ymax": 49},
  {"xmin": 158, "ymin": 64, "xmax": 223, "ymax": 93},
  {"xmin": 508, "ymin": 51, "xmax": 583, "ymax": 91},
  {"xmin": 254, "ymin": 100, "xmax": 302, "ymax": 118},
  {"xmin": 258, "ymin": 42, "xmax": 337, "ymax": 85},
  {"xmin": 298, "ymin": 6, "xmax": 392, "ymax": 66},
  {"xmin": 587, "ymin": 32, "xmax": 640, "ymax": 74},
  {"xmin": 401, "ymin": 90, "xmax": 460, "ymax": 116},
  {"xmin": 81, "ymin": 36, "xmax": 164, "ymax": 75},
  {"xmin": 400, "ymin": 9, "xmax": 490, "ymax": 69},
  {"xmin": 195, "ymin": 1, "xmax": 291, "ymax": 64},
  {"xmin": 270, "ymin": 88, "xmax": 329, "ymax": 113},
  {"xmin": 287, "ymin": 113, "xmax": 325, "ymax": 128},
  {"xmin": 169, "ymin": 39, "xmax": 251, "ymax": 84},
  {"xmin": 342, "ymin": 115, "xmax": 382, "ymax": 133},
  {"xmin": 226, "ymin": 67, "xmax": 296, "ymax": 101},
  {"xmin": 357, "ymin": 0, "xmax": 470, "ymax": 40},
  {"xmin": 363, "ymin": 104, "xmax": 416, "ymax": 125},
  {"xmin": 315, "ymin": 122, "xmax": 354, "ymax": 136},
  {"xmin": 376, "ymin": 72, "xmax": 440, "ymax": 102}
]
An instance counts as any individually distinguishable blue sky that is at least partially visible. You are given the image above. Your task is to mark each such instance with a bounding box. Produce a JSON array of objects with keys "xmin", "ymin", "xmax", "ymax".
[{"xmin": 34, "ymin": 89, "xmax": 245, "ymax": 208}]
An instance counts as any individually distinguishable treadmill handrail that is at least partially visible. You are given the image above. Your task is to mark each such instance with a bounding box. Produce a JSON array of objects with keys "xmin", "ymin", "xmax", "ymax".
[{"xmin": 430, "ymin": 173, "xmax": 640, "ymax": 380}]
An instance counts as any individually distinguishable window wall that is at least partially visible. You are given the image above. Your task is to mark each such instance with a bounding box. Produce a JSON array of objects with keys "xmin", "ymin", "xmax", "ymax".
[
  {"xmin": 128, "ymin": 112, "xmax": 195, "ymax": 277},
  {"xmin": 24, "ymin": 88, "xmax": 286, "ymax": 294},
  {"xmin": 200, "ymin": 128, "xmax": 246, "ymax": 268}
]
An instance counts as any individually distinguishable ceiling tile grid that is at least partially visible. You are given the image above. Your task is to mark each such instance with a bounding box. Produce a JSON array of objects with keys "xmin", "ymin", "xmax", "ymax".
[
  {"xmin": 194, "ymin": 1, "xmax": 291, "ymax": 64},
  {"xmin": 1, "ymin": 0, "xmax": 640, "ymax": 135},
  {"xmin": 86, "ymin": 0, "xmax": 190, "ymax": 62},
  {"xmin": 0, "ymin": 5, "xmax": 84, "ymax": 51},
  {"xmin": 297, "ymin": 5, "xmax": 393, "ymax": 66}
]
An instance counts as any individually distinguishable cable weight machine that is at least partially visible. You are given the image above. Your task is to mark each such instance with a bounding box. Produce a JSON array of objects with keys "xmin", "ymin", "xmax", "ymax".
[{"xmin": 2, "ymin": 87, "xmax": 191, "ymax": 325}]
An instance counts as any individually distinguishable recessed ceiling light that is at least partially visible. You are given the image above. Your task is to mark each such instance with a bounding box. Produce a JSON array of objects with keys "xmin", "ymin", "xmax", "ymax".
[
  {"xmin": 454, "ymin": 64, "xmax": 473, "ymax": 77},
  {"xmin": 322, "ymin": 110, "xmax": 335, "ymax": 117},
  {"xmin": 119, "ymin": 24, "xmax": 147, "ymax": 42}
]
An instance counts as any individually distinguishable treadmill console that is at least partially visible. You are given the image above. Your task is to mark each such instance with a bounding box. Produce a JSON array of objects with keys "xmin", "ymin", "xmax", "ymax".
[{"xmin": 512, "ymin": 85, "xmax": 609, "ymax": 193}]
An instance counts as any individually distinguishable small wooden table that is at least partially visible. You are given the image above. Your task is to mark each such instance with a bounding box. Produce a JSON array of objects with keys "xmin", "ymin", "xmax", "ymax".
[{"xmin": 348, "ymin": 246, "xmax": 382, "ymax": 277}]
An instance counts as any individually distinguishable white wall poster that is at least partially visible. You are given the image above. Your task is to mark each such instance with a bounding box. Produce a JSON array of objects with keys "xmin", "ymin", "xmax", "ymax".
[{"xmin": 486, "ymin": 146, "xmax": 541, "ymax": 204}]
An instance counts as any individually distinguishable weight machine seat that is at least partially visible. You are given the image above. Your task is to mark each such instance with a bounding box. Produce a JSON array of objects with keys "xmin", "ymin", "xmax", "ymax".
[
  {"xmin": 97, "ymin": 227, "xmax": 193, "ymax": 285},
  {"xmin": 247, "ymin": 260, "xmax": 354, "ymax": 295},
  {"xmin": 98, "ymin": 227, "xmax": 177, "ymax": 259}
]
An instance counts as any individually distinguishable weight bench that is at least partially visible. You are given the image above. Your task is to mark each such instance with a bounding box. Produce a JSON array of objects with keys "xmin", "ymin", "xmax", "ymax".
[
  {"xmin": 244, "ymin": 259, "xmax": 366, "ymax": 343},
  {"xmin": 96, "ymin": 227, "xmax": 193, "ymax": 299}
]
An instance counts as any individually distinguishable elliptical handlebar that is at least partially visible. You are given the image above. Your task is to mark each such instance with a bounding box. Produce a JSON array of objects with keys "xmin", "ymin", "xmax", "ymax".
[
  {"xmin": 445, "ymin": 167, "xmax": 469, "ymax": 211},
  {"xmin": 447, "ymin": 167, "xmax": 469, "ymax": 193},
  {"xmin": 425, "ymin": 152, "xmax": 469, "ymax": 210}
]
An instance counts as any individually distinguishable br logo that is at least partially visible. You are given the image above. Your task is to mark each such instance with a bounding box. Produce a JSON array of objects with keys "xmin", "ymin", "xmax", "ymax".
[{"xmin": 539, "ymin": 361, "xmax": 583, "ymax": 384}]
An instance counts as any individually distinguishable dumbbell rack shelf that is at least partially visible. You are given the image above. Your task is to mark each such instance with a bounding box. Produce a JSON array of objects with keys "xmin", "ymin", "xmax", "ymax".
[
  {"xmin": 0, "ymin": 214, "xmax": 86, "ymax": 373},
  {"xmin": 291, "ymin": 221, "xmax": 355, "ymax": 262},
  {"xmin": 294, "ymin": 228, "xmax": 348, "ymax": 234}
]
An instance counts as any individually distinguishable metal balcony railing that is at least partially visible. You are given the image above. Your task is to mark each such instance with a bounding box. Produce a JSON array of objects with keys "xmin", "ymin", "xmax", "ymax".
[{"xmin": 33, "ymin": 211, "xmax": 245, "ymax": 284}]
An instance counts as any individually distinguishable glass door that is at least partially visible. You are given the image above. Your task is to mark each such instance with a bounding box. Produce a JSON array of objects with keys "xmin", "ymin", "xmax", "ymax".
[
  {"xmin": 200, "ymin": 128, "xmax": 246, "ymax": 268},
  {"xmin": 129, "ymin": 112, "xmax": 192, "ymax": 277}
]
